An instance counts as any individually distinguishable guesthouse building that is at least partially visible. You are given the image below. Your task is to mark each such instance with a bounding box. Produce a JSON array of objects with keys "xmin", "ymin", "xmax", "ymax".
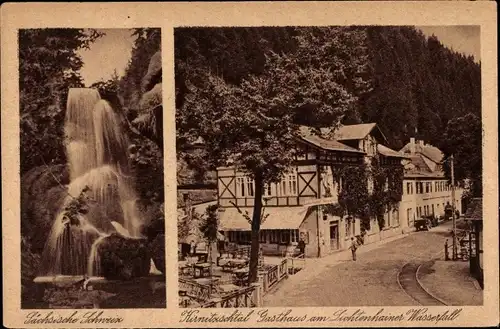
[
  {"xmin": 398, "ymin": 138, "xmax": 464, "ymax": 231},
  {"xmin": 216, "ymin": 123, "xmax": 407, "ymax": 258}
]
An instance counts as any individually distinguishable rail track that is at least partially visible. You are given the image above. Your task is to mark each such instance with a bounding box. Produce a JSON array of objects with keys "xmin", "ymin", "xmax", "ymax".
[{"xmin": 397, "ymin": 262, "xmax": 448, "ymax": 306}]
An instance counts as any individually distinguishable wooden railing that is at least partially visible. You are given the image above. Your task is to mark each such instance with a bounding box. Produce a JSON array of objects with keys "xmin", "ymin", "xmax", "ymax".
[
  {"xmin": 288, "ymin": 253, "xmax": 305, "ymax": 274},
  {"xmin": 278, "ymin": 258, "xmax": 287, "ymax": 279},
  {"xmin": 260, "ymin": 258, "xmax": 288, "ymax": 293},
  {"xmin": 201, "ymin": 285, "xmax": 260, "ymax": 308},
  {"xmin": 179, "ymin": 278, "xmax": 212, "ymax": 303}
]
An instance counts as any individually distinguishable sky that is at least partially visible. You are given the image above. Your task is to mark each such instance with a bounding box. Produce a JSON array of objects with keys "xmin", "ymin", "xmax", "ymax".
[
  {"xmin": 77, "ymin": 29, "xmax": 136, "ymax": 86},
  {"xmin": 416, "ymin": 25, "xmax": 480, "ymax": 62}
]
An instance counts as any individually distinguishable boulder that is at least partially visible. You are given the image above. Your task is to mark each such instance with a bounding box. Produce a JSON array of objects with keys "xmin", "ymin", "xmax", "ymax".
[
  {"xmin": 142, "ymin": 50, "xmax": 162, "ymax": 92},
  {"xmin": 21, "ymin": 164, "xmax": 69, "ymax": 253},
  {"xmin": 150, "ymin": 234, "xmax": 165, "ymax": 274},
  {"xmin": 97, "ymin": 233, "xmax": 151, "ymax": 280}
]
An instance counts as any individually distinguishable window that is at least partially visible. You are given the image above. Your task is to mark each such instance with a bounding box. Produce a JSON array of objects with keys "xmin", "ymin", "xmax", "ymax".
[
  {"xmin": 236, "ymin": 177, "xmax": 246, "ymax": 197},
  {"xmin": 269, "ymin": 230, "xmax": 278, "ymax": 243},
  {"xmin": 406, "ymin": 182, "xmax": 413, "ymax": 195},
  {"xmin": 346, "ymin": 220, "xmax": 351, "ymax": 237},
  {"xmin": 432, "ymin": 204, "xmax": 435, "ymax": 215},
  {"xmin": 393, "ymin": 210, "xmax": 399, "ymax": 226},
  {"xmin": 425, "ymin": 183, "xmax": 429, "ymax": 193},
  {"xmin": 288, "ymin": 174, "xmax": 297, "ymax": 195},
  {"xmin": 281, "ymin": 180, "xmax": 287, "ymax": 196},
  {"xmin": 263, "ymin": 184, "xmax": 273, "ymax": 197},
  {"xmin": 290, "ymin": 230, "xmax": 299, "ymax": 243},
  {"xmin": 429, "ymin": 182, "xmax": 433, "ymax": 193},
  {"xmin": 280, "ymin": 230, "xmax": 290, "ymax": 244},
  {"xmin": 246, "ymin": 177, "xmax": 254, "ymax": 197},
  {"xmin": 419, "ymin": 206, "xmax": 422, "ymax": 217},
  {"xmin": 259, "ymin": 230, "xmax": 266, "ymax": 243},
  {"xmin": 236, "ymin": 176, "xmax": 256, "ymax": 197}
]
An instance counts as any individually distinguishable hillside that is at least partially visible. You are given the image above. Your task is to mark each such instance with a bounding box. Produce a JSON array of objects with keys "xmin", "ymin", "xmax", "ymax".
[{"xmin": 175, "ymin": 26, "xmax": 481, "ymax": 191}]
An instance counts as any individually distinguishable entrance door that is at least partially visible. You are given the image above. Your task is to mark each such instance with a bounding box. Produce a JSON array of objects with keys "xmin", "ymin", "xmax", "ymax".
[{"xmin": 329, "ymin": 223, "xmax": 339, "ymax": 250}]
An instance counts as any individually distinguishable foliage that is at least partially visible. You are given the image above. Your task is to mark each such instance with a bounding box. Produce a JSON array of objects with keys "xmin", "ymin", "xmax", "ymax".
[
  {"xmin": 331, "ymin": 156, "xmax": 404, "ymax": 231},
  {"xmin": 441, "ymin": 113, "xmax": 482, "ymax": 197},
  {"xmin": 368, "ymin": 157, "xmax": 404, "ymax": 230},
  {"xmin": 21, "ymin": 236, "xmax": 42, "ymax": 308},
  {"xmin": 62, "ymin": 186, "xmax": 92, "ymax": 225},
  {"xmin": 200, "ymin": 204, "xmax": 220, "ymax": 243},
  {"xmin": 19, "ymin": 29, "xmax": 104, "ymax": 174},
  {"xmin": 119, "ymin": 28, "xmax": 161, "ymax": 115},
  {"xmin": 359, "ymin": 27, "xmax": 481, "ymax": 150},
  {"xmin": 89, "ymin": 72, "xmax": 123, "ymax": 110},
  {"xmin": 331, "ymin": 163, "xmax": 371, "ymax": 229}
]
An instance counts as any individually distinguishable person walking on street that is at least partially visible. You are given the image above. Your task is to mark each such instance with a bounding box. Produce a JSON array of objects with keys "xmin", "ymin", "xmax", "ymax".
[{"xmin": 350, "ymin": 237, "xmax": 358, "ymax": 261}]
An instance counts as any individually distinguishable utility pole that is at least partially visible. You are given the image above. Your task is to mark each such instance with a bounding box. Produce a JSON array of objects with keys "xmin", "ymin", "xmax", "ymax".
[{"xmin": 451, "ymin": 154, "xmax": 457, "ymax": 260}]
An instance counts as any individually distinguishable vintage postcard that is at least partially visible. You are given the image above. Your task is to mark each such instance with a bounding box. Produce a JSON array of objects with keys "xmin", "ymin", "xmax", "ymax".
[{"xmin": 1, "ymin": 2, "xmax": 498, "ymax": 328}]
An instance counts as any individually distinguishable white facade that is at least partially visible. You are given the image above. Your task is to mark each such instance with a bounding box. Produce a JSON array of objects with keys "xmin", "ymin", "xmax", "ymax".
[{"xmin": 398, "ymin": 138, "xmax": 464, "ymax": 232}]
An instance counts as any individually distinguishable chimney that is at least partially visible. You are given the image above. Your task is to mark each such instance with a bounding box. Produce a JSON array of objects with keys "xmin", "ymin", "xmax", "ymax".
[{"xmin": 410, "ymin": 137, "xmax": 415, "ymax": 155}]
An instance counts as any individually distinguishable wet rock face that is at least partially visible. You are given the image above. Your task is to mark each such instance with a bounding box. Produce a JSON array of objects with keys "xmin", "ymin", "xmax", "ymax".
[
  {"xmin": 150, "ymin": 234, "xmax": 165, "ymax": 274},
  {"xmin": 21, "ymin": 164, "xmax": 70, "ymax": 253},
  {"xmin": 98, "ymin": 233, "xmax": 151, "ymax": 280}
]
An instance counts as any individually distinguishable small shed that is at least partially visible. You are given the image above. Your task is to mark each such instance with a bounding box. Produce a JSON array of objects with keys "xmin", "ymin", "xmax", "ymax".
[{"xmin": 464, "ymin": 197, "xmax": 483, "ymax": 289}]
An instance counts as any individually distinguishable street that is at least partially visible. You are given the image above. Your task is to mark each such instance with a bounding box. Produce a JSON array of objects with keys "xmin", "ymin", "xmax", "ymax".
[{"xmin": 264, "ymin": 223, "xmax": 453, "ymax": 307}]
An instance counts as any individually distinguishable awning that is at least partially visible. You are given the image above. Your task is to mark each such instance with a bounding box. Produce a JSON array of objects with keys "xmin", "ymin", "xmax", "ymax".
[{"xmin": 218, "ymin": 206, "xmax": 309, "ymax": 231}]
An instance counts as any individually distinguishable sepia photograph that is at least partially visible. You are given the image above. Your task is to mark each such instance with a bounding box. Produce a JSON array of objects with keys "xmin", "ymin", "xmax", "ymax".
[
  {"xmin": 2, "ymin": 2, "xmax": 497, "ymax": 328},
  {"xmin": 175, "ymin": 25, "xmax": 483, "ymax": 308},
  {"xmin": 19, "ymin": 28, "xmax": 166, "ymax": 309}
]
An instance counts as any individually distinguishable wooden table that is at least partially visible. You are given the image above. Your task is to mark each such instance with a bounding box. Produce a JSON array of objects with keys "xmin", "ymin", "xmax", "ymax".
[
  {"xmin": 230, "ymin": 258, "xmax": 249, "ymax": 269},
  {"xmin": 178, "ymin": 289, "xmax": 190, "ymax": 307},
  {"xmin": 178, "ymin": 261, "xmax": 193, "ymax": 276},
  {"xmin": 218, "ymin": 284, "xmax": 240, "ymax": 294},
  {"xmin": 193, "ymin": 263, "xmax": 211, "ymax": 278},
  {"xmin": 233, "ymin": 268, "xmax": 249, "ymax": 286}
]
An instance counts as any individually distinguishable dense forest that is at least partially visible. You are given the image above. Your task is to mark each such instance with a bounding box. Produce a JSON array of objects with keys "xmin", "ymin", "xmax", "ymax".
[{"xmin": 175, "ymin": 26, "xmax": 482, "ymax": 196}]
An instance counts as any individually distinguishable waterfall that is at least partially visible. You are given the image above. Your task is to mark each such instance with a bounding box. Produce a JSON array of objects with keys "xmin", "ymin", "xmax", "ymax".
[
  {"xmin": 87, "ymin": 234, "xmax": 109, "ymax": 277},
  {"xmin": 40, "ymin": 88, "xmax": 145, "ymax": 276}
]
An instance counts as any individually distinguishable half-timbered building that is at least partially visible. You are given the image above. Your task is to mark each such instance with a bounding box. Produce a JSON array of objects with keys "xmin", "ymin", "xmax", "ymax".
[{"xmin": 216, "ymin": 123, "xmax": 406, "ymax": 257}]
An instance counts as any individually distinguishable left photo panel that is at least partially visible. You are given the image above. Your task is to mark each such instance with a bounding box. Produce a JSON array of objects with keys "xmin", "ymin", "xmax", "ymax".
[{"xmin": 19, "ymin": 28, "xmax": 165, "ymax": 309}]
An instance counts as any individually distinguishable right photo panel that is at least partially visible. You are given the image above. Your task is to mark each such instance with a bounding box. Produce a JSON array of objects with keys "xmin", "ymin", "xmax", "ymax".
[{"xmin": 174, "ymin": 26, "xmax": 482, "ymax": 308}]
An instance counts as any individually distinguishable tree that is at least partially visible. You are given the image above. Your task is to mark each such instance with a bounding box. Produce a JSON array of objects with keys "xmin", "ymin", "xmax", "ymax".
[
  {"xmin": 177, "ymin": 26, "xmax": 371, "ymax": 284},
  {"xmin": 19, "ymin": 29, "xmax": 104, "ymax": 174},
  {"xmin": 199, "ymin": 204, "xmax": 220, "ymax": 276},
  {"xmin": 441, "ymin": 113, "xmax": 482, "ymax": 198}
]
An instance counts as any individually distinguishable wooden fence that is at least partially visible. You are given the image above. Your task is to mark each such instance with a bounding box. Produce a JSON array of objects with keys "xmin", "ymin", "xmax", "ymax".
[
  {"xmin": 259, "ymin": 258, "xmax": 288, "ymax": 293},
  {"xmin": 201, "ymin": 284, "xmax": 260, "ymax": 308},
  {"xmin": 179, "ymin": 278, "xmax": 212, "ymax": 303},
  {"xmin": 288, "ymin": 253, "xmax": 306, "ymax": 274}
]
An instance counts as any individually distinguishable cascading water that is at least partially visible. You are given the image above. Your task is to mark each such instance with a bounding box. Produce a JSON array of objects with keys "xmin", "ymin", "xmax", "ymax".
[{"xmin": 41, "ymin": 88, "xmax": 145, "ymax": 277}]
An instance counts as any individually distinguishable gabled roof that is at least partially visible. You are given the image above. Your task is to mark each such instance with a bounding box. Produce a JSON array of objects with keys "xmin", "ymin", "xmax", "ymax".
[
  {"xmin": 403, "ymin": 154, "xmax": 446, "ymax": 178},
  {"xmin": 408, "ymin": 155, "xmax": 432, "ymax": 173},
  {"xmin": 298, "ymin": 126, "xmax": 364, "ymax": 153},
  {"xmin": 300, "ymin": 134, "xmax": 364, "ymax": 153},
  {"xmin": 377, "ymin": 144, "xmax": 409, "ymax": 158},
  {"xmin": 464, "ymin": 198, "xmax": 482, "ymax": 221},
  {"xmin": 400, "ymin": 142, "xmax": 444, "ymax": 163},
  {"xmin": 333, "ymin": 123, "xmax": 388, "ymax": 143}
]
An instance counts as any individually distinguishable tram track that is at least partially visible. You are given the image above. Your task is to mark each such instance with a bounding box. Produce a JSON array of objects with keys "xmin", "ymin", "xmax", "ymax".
[{"xmin": 397, "ymin": 261, "xmax": 448, "ymax": 306}]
